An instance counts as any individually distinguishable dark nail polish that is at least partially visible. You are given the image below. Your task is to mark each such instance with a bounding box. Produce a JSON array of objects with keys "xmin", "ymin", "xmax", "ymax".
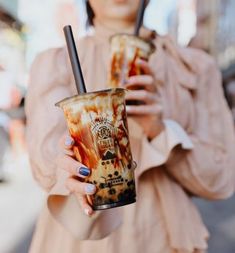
[{"xmin": 78, "ymin": 167, "xmax": 90, "ymax": 177}]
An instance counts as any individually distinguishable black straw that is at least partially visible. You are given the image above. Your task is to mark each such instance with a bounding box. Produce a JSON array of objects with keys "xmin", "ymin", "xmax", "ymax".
[
  {"xmin": 63, "ymin": 25, "xmax": 87, "ymax": 94},
  {"xmin": 134, "ymin": 0, "xmax": 146, "ymax": 36}
]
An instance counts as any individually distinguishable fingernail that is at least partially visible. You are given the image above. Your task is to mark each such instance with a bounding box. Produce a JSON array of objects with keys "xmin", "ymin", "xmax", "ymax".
[
  {"xmin": 78, "ymin": 167, "xmax": 90, "ymax": 177},
  {"xmin": 65, "ymin": 136, "xmax": 74, "ymax": 146},
  {"xmin": 85, "ymin": 184, "xmax": 96, "ymax": 194},
  {"xmin": 84, "ymin": 208, "xmax": 91, "ymax": 216}
]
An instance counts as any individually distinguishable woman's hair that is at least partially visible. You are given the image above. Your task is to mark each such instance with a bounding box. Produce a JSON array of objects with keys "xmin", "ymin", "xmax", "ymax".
[{"xmin": 85, "ymin": 1, "xmax": 95, "ymax": 26}]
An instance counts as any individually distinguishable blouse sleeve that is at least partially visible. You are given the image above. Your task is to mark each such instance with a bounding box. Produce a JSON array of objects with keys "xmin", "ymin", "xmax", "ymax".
[
  {"xmin": 25, "ymin": 47, "xmax": 71, "ymax": 191},
  {"xmin": 25, "ymin": 47, "xmax": 122, "ymax": 240},
  {"xmin": 136, "ymin": 48, "xmax": 235, "ymax": 200},
  {"xmin": 164, "ymin": 56, "xmax": 235, "ymax": 200}
]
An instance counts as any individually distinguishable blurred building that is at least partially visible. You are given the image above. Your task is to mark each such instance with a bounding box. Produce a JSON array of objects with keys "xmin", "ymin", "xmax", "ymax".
[
  {"xmin": 0, "ymin": 0, "xmax": 18, "ymax": 17},
  {"xmin": 0, "ymin": 5, "xmax": 26, "ymax": 180},
  {"xmin": 171, "ymin": 0, "xmax": 235, "ymax": 120},
  {"xmin": 201, "ymin": 0, "xmax": 235, "ymax": 120},
  {"xmin": 0, "ymin": 5, "xmax": 26, "ymax": 96},
  {"xmin": 18, "ymin": 0, "xmax": 84, "ymax": 66},
  {"xmin": 170, "ymin": 0, "xmax": 235, "ymax": 71},
  {"xmin": 188, "ymin": 0, "xmax": 215, "ymax": 53},
  {"xmin": 190, "ymin": 0, "xmax": 235, "ymax": 69}
]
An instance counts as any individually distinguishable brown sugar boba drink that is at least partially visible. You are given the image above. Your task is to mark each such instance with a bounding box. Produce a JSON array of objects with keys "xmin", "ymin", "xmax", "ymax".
[
  {"xmin": 56, "ymin": 88, "xmax": 136, "ymax": 210},
  {"xmin": 108, "ymin": 34, "xmax": 155, "ymax": 88}
]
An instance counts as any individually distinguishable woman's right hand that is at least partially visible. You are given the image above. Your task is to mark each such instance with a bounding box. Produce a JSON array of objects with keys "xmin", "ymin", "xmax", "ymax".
[{"xmin": 57, "ymin": 134, "xmax": 96, "ymax": 216}]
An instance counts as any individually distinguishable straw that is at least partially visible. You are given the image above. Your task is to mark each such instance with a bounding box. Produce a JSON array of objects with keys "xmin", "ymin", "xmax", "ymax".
[
  {"xmin": 63, "ymin": 25, "xmax": 87, "ymax": 94},
  {"xmin": 134, "ymin": 0, "xmax": 146, "ymax": 36}
]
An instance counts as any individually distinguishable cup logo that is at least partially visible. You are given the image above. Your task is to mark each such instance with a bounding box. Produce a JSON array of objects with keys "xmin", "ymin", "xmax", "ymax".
[
  {"xmin": 91, "ymin": 117, "xmax": 116, "ymax": 160},
  {"xmin": 97, "ymin": 125, "xmax": 111, "ymax": 140}
]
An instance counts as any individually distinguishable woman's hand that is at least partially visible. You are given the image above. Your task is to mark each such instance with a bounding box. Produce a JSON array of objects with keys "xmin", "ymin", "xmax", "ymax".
[
  {"xmin": 57, "ymin": 134, "xmax": 96, "ymax": 216},
  {"xmin": 125, "ymin": 60, "xmax": 164, "ymax": 140}
]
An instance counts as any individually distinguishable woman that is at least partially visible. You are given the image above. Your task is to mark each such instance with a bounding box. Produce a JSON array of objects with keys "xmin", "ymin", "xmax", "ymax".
[{"xmin": 26, "ymin": 1, "xmax": 235, "ymax": 252}]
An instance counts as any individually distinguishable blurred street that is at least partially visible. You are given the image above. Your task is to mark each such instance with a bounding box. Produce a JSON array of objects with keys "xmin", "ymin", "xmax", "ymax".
[
  {"xmin": 195, "ymin": 197, "xmax": 235, "ymax": 253},
  {"xmin": 0, "ymin": 151, "xmax": 44, "ymax": 253}
]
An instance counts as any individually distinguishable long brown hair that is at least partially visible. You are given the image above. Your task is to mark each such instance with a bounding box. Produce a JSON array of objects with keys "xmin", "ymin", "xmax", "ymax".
[{"xmin": 85, "ymin": 1, "xmax": 95, "ymax": 26}]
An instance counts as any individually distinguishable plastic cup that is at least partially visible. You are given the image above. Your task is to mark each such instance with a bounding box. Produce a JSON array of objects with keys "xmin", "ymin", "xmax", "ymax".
[
  {"xmin": 56, "ymin": 88, "xmax": 136, "ymax": 210},
  {"xmin": 108, "ymin": 34, "xmax": 155, "ymax": 88}
]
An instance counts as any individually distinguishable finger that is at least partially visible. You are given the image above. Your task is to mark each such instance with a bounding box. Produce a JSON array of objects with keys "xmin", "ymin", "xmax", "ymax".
[
  {"xmin": 126, "ymin": 104, "xmax": 162, "ymax": 115},
  {"xmin": 125, "ymin": 90, "xmax": 156, "ymax": 104},
  {"xmin": 57, "ymin": 154, "xmax": 91, "ymax": 178},
  {"xmin": 65, "ymin": 177, "xmax": 96, "ymax": 195},
  {"xmin": 136, "ymin": 59, "xmax": 154, "ymax": 75},
  {"xmin": 75, "ymin": 194, "xmax": 94, "ymax": 216},
  {"xmin": 126, "ymin": 75, "xmax": 156, "ymax": 92},
  {"xmin": 64, "ymin": 135, "xmax": 75, "ymax": 149},
  {"xmin": 59, "ymin": 134, "xmax": 75, "ymax": 150},
  {"xmin": 63, "ymin": 148, "xmax": 75, "ymax": 157}
]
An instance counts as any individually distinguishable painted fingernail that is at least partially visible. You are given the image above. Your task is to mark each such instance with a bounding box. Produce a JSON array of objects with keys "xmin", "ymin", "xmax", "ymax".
[
  {"xmin": 78, "ymin": 167, "xmax": 90, "ymax": 177},
  {"xmin": 65, "ymin": 136, "xmax": 74, "ymax": 146},
  {"xmin": 84, "ymin": 208, "xmax": 91, "ymax": 216},
  {"xmin": 85, "ymin": 184, "xmax": 96, "ymax": 194}
]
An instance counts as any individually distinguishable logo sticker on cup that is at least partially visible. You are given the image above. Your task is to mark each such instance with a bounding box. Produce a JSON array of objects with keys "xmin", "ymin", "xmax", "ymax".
[{"xmin": 91, "ymin": 117, "xmax": 116, "ymax": 160}]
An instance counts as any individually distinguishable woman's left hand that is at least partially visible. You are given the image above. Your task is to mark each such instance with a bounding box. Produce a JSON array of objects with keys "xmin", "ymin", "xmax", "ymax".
[{"xmin": 125, "ymin": 59, "xmax": 164, "ymax": 140}]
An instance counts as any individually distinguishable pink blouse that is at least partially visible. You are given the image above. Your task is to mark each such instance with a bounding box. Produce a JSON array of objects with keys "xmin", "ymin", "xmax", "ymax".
[{"xmin": 25, "ymin": 24, "xmax": 235, "ymax": 253}]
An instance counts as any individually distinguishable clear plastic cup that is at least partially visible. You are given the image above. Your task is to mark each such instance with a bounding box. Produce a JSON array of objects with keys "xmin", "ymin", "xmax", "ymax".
[
  {"xmin": 108, "ymin": 34, "xmax": 155, "ymax": 88},
  {"xmin": 56, "ymin": 88, "xmax": 136, "ymax": 210}
]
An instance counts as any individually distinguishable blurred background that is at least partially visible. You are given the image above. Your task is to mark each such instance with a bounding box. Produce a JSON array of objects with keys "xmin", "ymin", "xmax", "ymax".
[{"xmin": 0, "ymin": 0, "xmax": 234, "ymax": 252}]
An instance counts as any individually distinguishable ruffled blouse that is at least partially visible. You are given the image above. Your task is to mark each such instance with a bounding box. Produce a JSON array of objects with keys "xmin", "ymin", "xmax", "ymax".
[{"xmin": 25, "ymin": 22, "xmax": 235, "ymax": 253}]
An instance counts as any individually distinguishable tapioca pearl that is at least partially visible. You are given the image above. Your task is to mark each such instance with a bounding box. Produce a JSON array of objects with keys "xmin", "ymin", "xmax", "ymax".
[
  {"xmin": 99, "ymin": 183, "xmax": 105, "ymax": 189},
  {"xmin": 118, "ymin": 193, "xmax": 124, "ymax": 201},
  {"xmin": 127, "ymin": 163, "xmax": 132, "ymax": 169},
  {"xmin": 127, "ymin": 180, "xmax": 134, "ymax": 187},
  {"xmin": 114, "ymin": 171, "xmax": 119, "ymax": 176},
  {"xmin": 93, "ymin": 180, "xmax": 97, "ymax": 184},
  {"xmin": 101, "ymin": 161, "xmax": 105, "ymax": 166},
  {"xmin": 95, "ymin": 195, "xmax": 103, "ymax": 204},
  {"xmin": 108, "ymin": 188, "xmax": 116, "ymax": 195},
  {"xmin": 108, "ymin": 174, "xmax": 112, "ymax": 178},
  {"xmin": 130, "ymin": 185, "xmax": 135, "ymax": 191},
  {"xmin": 124, "ymin": 189, "xmax": 129, "ymax": 195},
  {"xmin": 108, "ymin": 198, "xmax": 113, "ymax": 203}
]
